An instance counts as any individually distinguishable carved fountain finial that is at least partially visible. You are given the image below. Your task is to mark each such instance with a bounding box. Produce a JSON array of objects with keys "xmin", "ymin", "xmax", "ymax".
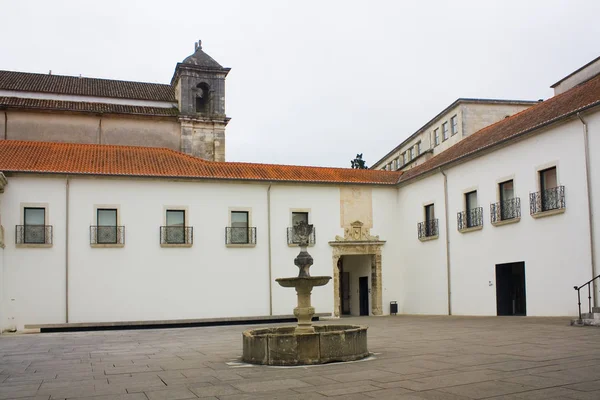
[{"xmin": 293, "ymin": 221, "xmax": 313, "ymax": 278}]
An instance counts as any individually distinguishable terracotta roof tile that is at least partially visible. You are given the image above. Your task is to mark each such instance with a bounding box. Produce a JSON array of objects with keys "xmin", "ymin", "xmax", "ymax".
[
  {"xmin": 400, "ymin": 73, "xmax": 600, "ymax": 183},
  {"xmin": 0, "ymin": 70, "xmax": 175, "ymax": 102},
  {"xmin": 0, "ymin": 96, "xmax": 179, "ymax": 117},
  {"xmin": 0, "ymin": 141, "xmax": 402, "ymax": 185}
]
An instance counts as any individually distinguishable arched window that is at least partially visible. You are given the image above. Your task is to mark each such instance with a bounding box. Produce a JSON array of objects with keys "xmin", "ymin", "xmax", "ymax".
[{"xmin": 195, "ymin": 83, "xmax": 210, "ymax": 113}]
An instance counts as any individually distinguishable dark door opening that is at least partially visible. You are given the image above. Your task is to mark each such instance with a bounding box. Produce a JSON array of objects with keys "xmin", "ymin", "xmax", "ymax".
[
  {"xmin": 341, "ymin": 272, "xmax": 351, "ymax": 315},
  {"xmin": 496, "ymin": 262, "xmax": 526, "ymax": 316},
  {"xmin": 359, "ymin": 276, "xmax": 369, "ymax": 316}
]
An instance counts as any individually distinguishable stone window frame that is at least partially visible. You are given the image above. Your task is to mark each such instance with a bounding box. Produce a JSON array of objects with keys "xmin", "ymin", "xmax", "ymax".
[
  {"xmin": 434, "ymin": 128, "xmax": 440, "ymax": 146},
  {"xmin": 18, "ymin": 202, "xmax": 51, "ymax": 248},
  {"xmin": 442, "ymin": 122, "xmax": 449, "ymax": 141},
  {"xmin": 288, "ymin": 208, "xmax": 314, "ymax": 248},
  {"xmin": 451, "ymin": 115, "xmax": 458, "ymax": 135},
  {"xmin": 227, "ymin": 207, "xmax": 255, "ymax": 248},
  {"xmin": 91, "ymin": 204, "xmax": 124, "ymax": 248},
  {"xmin": 532, "ymin": 161, "xmax": 565, "ymax": 218},
  {"xmin": 161, "ymin": 205, "xmax": 192, "ymax": 248},
  {"xmin": 459, "ymin": 186, "xmax": 483, "ymax": 233},
  {"xmin": 492, "ymin": 174, "xmax": 520, "ymax": 226},
  {"xmin": 419, "ymin": 201, "xmax": 439, "ymax": 241}
]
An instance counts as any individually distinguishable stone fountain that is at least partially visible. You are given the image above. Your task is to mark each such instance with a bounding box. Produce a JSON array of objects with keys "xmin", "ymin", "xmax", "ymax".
[{"xmin": 242, "ymin": 222, "xmax": 368, "ymax": 365}]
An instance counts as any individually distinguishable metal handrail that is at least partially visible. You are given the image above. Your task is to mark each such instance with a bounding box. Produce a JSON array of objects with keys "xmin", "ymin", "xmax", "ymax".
[{"xmin": 574, "ymin": 274, "xmax": 600, "ymax": 320}]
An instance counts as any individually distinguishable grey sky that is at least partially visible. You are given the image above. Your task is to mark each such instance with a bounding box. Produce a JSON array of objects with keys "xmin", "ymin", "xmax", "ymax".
[{"xmin": 1, "ymin": 0, "xmax": 599, "ymax": 168}]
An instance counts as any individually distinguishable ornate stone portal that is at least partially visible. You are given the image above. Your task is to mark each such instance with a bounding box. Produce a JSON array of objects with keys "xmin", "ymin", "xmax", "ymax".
[
  {"xmin": 242, "ymin": 222, "xmax": 369, "ymax": 365},
  {"xmin": 330, "ymin": 220, "xmax": 385, "ymax": 317}
]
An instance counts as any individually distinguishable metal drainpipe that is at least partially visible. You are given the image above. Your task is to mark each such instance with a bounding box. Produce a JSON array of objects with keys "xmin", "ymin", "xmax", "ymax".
[
  {"xmin": 440, "ymin": 168, "xmax": 452, "ymax": 315},
  {"xmin": 267, "ymin": 184, "xmax": 273, "ymax": 315},
  {"xmin": 3, "ymin": 111, "xmax": 7, "ymax": 140},
  {"xmin": 65, "ymin": 176, "xmax": 70, "ymax": 322},
  {"xmin": 98, "ymin": 115, "xmax": 103, "ymax": 144},
  {"xmin": 577, "ymin": 113, "xmax": 598, "ymax": 307}
]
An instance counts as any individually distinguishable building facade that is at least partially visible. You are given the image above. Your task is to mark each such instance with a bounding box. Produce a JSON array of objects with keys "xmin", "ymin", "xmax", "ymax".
[
  {"xmin": 0, "ymin": 40, "xmax": 230, "ymax": 161},
  {"xmin": 372, "ymin": 99, "xmax": 539, "ymax": 171},
  {"xmin": 0, "ymin": 52, "xmax": 599, "ymax": 333}
]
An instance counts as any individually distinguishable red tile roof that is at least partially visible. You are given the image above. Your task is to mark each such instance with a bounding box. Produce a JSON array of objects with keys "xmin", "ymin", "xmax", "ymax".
[
  {"xmin": 0, "ymin": 97, "xmax": 179, "ymax": 117},
  {"xmin": 399, "ymin": 73, "xmax": 600, "ymax": 183},
  {"xmin": 0, "ymin": 70, "xmax": 175, "ymax": 102},
  {"xmin": 0, "ymin": 141, "xmax": 402, "ymax": 185}
]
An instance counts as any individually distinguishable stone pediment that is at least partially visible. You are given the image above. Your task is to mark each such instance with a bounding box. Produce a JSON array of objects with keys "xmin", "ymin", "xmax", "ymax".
[{"xmin": 334, "ymin": 220, "xmax": 381, "ymax": 242}]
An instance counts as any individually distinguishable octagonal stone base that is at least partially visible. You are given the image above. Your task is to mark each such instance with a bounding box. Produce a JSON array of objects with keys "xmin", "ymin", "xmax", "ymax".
[{"xmin": 242, "ymin": 325, "xmax": 368, "ymax": 366}]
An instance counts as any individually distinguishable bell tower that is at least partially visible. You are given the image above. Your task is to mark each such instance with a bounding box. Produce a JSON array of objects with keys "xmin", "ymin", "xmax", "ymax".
[{"xmin": 171, "ymin": 40, "xmax": 230, "ymax": 161}]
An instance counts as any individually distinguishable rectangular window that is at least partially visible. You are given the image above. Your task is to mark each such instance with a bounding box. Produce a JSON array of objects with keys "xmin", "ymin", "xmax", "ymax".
[
  {"xmin": 408, "ymin": 148, "xmax": 413, "ymax": 161},
  {"xmin": 442, "ymin": 122, "xmax": 449, "ymax": 141},
  {"xmin": 539, "ymin": 167, "xmax": 557, "ymax": 192},
  {"xmin": 499, "ymin": 180, "xmax": 514, "ymax": 203},
  {"xmin": 416, "ymin": 142, "xmax": 421, "ymax": 156},
  {"xmin": 434, "ymin": 128, "xmax": 440, "ymax": 146},
  {"xmin": 96, "ymin": 208, "xmax": 117, "ymax": 244},
  {"xmin": 292, "ymin": 211, "xmax": 308, "ymax": 226},
  {"xmin": 539, "ymin": 167, "xmax": 559, "ymax": 212},
  {"xmin": 499, "ymin": 180, "xmax": 516, "ymax": 221},
  {"xmin": 165, "ymin": 210, "xmax": 185, "ymax": 244},
  {"xmin": 423, "ymin": 204, "xmax": 436, "ymax": 237},
  {"xmin": 425, "ymin": 204, "xmax": 435, "ymax": 222},
  {"xmin": 465, "ymin": 191, "xmax": 478, "ymax": 228},
  {"xmin": 394, "ymin": 158, "xmax": 399, "ymax": 170},
  {"xmin": 451, "ymin": 115, "xmax": 458, "ymax": 135},
  {"xmin": 231, "ymin": 211, "xmax": 249, "ymax": 244},
  {"xmin": 24, "ymin": 207, "xmax": 45, "ymax": 244}
]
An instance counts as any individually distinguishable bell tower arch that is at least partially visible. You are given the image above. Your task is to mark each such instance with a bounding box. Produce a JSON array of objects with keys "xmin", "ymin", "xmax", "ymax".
[{"xmin": 171, "ymin": 40, "xmax": 230, "ymax": 161}]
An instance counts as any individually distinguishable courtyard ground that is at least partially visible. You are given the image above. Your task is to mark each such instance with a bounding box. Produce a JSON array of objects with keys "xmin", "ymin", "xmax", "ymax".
[{"xmin": 0, "ymin": 315, "xmax": 599, "ymax": 399}]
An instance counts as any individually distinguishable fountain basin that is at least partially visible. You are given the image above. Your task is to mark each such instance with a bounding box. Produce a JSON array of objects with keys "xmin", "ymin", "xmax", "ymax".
[
  {"xmin": 276, "ymin": 276, "xmax": 331, "ymax": 288},
  {"xmin": 242, "ymin": 324, "xmax": 368, "ymax": 365}
]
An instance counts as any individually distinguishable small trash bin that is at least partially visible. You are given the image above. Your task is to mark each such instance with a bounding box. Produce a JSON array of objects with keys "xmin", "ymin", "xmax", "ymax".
[{"xmin": 390, "ymin": 301, "xmax": 398, "ymax": 315}]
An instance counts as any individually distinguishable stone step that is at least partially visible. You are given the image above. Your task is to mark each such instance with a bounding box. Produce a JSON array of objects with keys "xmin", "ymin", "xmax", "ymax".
[
  {"xmin": 572, "ymin": 318, "xmax": 600, "ymax": 326},
  {"xmin": 581, "ymin": 312, "xmax": 600, "ymax": 320},
  {"xmin": 593, "ymin": 307, "xmax": 600, "ymax": 313}
]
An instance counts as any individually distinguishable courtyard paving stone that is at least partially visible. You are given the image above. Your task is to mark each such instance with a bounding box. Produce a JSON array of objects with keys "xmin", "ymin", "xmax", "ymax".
[{"xmin": 1, "ymin": 315, "xmax": 600, "ymax": 399}]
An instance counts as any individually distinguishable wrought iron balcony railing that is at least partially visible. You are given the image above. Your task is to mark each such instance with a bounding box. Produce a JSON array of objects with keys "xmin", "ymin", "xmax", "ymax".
[
  {"xmin": 490, "ymin": 198, "xmax": 521, "ymax": 224},
  {"xmin": 287, "ymin": 226, "xmax": 316, "ymax": 245},
  {"xmin": 16, "ymin": 225, "xmax": 52, "ymax": 245},
  {"xmin": 457, "ymin": 207, "xmax": 483, "ymax": 231},
  {"xmin": 90, "ymin": 226, "xmax": 125, "ymax": 245},
  {"xmin": 225, "ymin": 227, "xmax": 257, "ymax": 245},
  {"xmin": 530, "ymin": 186, "xmax": 565, "ymax": 214},
  {"xmin": 417, "ymin": 219, "xmax": 438, "ymax": 239},
  {"xmin": 160, "ymin": 226, "xmax": 193, "ymax": 245}
]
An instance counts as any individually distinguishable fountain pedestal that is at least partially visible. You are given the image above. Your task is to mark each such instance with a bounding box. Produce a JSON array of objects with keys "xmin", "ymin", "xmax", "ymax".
[{"xmin": 276, "ymin": 276, "xmax": 331, "ymax": 334}]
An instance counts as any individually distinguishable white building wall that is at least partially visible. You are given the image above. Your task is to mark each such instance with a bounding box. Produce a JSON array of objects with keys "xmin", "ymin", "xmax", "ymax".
[
  {"xmin": 0, "ymin": 177, "xmax": 67, "ymax": 332},
  {"xmin": 445, "ymin": 118, "xmax": 592, "ymax": 316},
  {"xmin": 396, "ymin": 174, "xmax": 449, "ymax": 315},
  {"xmin": 66, "ymin": 178, "xmax": 271, "ymax": 324},
  {"xmin": 584, "ymin": 111, "xmax": 600, "ymax": 305}
]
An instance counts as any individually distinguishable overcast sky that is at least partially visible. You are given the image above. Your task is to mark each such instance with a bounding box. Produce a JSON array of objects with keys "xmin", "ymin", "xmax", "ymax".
[{"xmin": 1, "ymin": 0, "xmax": 599, "ymax": 167}]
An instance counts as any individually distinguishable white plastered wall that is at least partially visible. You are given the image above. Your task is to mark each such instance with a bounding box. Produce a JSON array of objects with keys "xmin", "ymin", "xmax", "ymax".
[
  {"xmin": 0, "ymin": 177, "xmax": 67, "ymax": 331},
  {"xmin": 445, "ymin": 118, "xmax": 591, "ymax": 316},
  {"xmin": 396, "ymin": 174, "xmax": 449, "ymax": 315},
  {"xmin": 584, "ymin": 111, "xmax": 600, "ymax": 306}
]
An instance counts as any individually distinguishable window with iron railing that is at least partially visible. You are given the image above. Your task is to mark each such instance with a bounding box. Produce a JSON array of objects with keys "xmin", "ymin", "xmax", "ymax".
[
  {"xmin": 91, "ymin": 208, "xmax": 124, "ymax": 245},
  {"xmin": 418, "ymin": 219, "xmax": 438, "ymax": 239},
  {"xmin": 491, "ymin": 198, "xmax": 521, "ymax": 224},
  {"xmin": 457, "ymin": 207, "xmax": 483, "ymax": 231},
  {"xmin": 16, "ymin": 224, "xmax": 52, "ymax": 244},
  {"xmin": 17, "ymin": 207, "xmax": 52, "ymax": 245},
  {"xmin": 530, "ymin": 186, "xmax": 565, "ymax": 214},
  {"xmin": 226, "ymin": 211, "xmax": 256, "ymax": 245},
  {"xmin": 418, "ymin": 204, "xmax": 438, "ymax": 239}
]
